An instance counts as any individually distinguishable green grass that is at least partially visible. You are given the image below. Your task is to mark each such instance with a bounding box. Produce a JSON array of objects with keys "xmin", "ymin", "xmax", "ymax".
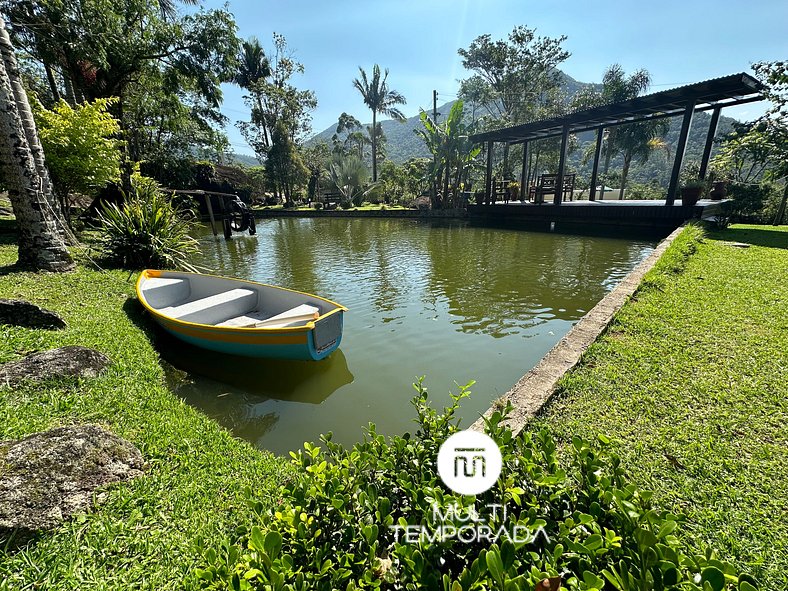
[
  {"xmin": 535, "ymin": 224, "xmax": 788, "ymax": 588},
  {"xmin": 254, "ymin": 202, "xmax": 409, "ymax": 212},
  {"xmin": 0, "ymin": 243, "xmax": 290, "ymax": 590}
]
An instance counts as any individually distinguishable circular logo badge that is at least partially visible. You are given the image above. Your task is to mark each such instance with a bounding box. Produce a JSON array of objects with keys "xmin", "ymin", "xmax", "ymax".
[{"xmin": 437, "ymin": 430, "xmax": 502, "ymax": 495}]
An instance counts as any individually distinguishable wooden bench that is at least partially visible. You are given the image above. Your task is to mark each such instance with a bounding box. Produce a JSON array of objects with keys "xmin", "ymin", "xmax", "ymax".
[
  {"xmin": 491, "ymin": 179, "xmax": 515, "ymax": 204},
  {"xmin": 319, "ymin": 191, "xmax": 343, "ymax": 209},
  {"xmin": 160, "ymin": 288, "xmax": 257, "ymax": 325},
  {"xmin": 528, "ymin": 174, "xmax": 576, "ymax": 204}
]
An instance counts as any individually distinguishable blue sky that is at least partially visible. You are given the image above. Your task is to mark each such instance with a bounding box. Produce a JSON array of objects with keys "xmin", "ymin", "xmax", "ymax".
[{"xmin": 202, "ymin": 0, "xmax": 788, "ymax": 157}]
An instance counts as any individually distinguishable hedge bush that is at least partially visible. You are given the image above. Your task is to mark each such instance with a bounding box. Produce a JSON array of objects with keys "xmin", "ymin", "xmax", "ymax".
[{"xmin": 196, "ymin": 382, "xmax": 758, "ymax": 591}]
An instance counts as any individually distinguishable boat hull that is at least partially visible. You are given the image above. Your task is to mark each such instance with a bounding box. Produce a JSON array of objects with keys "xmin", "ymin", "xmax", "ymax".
[
  {"xmin": 136, "ymin": 270, "xmax": 346, "ymax": 361},
  {"xmin": 152, "ymin": 313, "xmax": 343, "ymax": 360}
]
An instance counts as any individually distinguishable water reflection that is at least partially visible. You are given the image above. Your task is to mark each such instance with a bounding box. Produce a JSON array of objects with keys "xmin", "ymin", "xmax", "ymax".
[
  {"xmin": 156, "ymin": 325, "xmax": 354, "ymax": 403},
  {"xmin": 423, "ymin": 224, "xmax": 646, "ymax": 337},
  {"xmin": 179, "ymin": 218, "xmax": 655, "ymax": 454}
]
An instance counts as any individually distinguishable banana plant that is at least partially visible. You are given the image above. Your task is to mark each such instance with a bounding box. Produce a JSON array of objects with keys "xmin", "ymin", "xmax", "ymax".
[{"xmin": 417, "ymin": 100, "xmax": 481, "ymax": 209}]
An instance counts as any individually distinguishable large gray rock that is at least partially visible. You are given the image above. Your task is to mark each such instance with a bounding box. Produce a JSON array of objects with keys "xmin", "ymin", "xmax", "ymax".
[
  {"xmin": 0, "ymin": 425, "xmax": 144, "ymax": 535},
  {"xmin": 0, "ymin": 299, "xmax": 67, "ymax": 330},
  {"xmin": 0, "ymin": 346, "xmax": 111, "ymax": 387}
]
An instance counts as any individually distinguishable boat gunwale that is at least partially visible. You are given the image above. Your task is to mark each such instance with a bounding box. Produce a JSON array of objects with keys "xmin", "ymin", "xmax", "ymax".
[{"xmin": 135, "ymin": 269, "xmax": 348, "ymax": 334}]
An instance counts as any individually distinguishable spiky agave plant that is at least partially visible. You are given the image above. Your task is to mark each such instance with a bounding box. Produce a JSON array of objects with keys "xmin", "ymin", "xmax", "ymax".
[
  {"xmin": 98, "ymin": 177, "xmax": 199, "ymax": 271},
  {"xmin": 329, "ymin": 154, "xmax": 375, "ymax": 207}
]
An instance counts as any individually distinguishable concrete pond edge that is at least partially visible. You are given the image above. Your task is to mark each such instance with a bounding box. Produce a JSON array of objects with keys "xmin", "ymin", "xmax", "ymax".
[{"xmin": 470, "ymin": 223, "xmax": 687, "ymax": 435}]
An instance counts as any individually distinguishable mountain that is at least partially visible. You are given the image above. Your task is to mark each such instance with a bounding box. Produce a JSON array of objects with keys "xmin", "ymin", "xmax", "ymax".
[
  {"xmin": 306, "ymin": 100, "xmax": 453, "ymax": 163},
  {"xmin": 307, "ymin": 72, "xmax": 598, "ymax": 164},
  {"xmin": 306, "ymin": 71, "xmax": 738, "ymax": 185},
  {"xmin": 225, "ymin": 153, "xmax": 260, "ymax": 167}
]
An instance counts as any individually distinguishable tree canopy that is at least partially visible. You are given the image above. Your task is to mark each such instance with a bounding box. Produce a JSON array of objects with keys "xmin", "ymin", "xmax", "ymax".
[{"xmin": 457, "ymin": 25, "xmax": 570, "ymax": 127}]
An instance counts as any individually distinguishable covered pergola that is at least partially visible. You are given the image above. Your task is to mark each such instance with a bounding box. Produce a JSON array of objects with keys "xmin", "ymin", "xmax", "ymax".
[{"xmin": 470, "ymin": 72, "xmax": 764, "ymax": 206}]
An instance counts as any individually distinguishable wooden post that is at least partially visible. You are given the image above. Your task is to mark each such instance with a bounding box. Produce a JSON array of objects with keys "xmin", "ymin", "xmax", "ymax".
[
  {"xmin": 666, "ymin": 101, "xmax": 696, "ymax": 206},
  {"xmin": 589, "ymin": 127, "xmax": 604, "ymax": 201},
  {"xmin": 203, "ymin": 192, "xmax": 218, "ymax": 237},
  {"xmin": 217, "ymin": 195, "xmax": 230, "ymax": 241},
  {"xmin": 485, "ymin": 140, "xmax": 493, "ymax": 204},
  {"xmin": 699, "ymin": 106, "xmax": 721, "ymax": 179},
  {"xmin": 554, "ymin": 124, "xmax": 570, "ymax": 205},
  {"xmin": 520, "ymin": 141, "xmax": 529, "ymax": 202}
]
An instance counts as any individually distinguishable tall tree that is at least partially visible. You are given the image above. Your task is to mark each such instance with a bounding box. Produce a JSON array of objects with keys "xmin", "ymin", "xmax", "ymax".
[
  {"xmin": 580, "ymin": 65, "xmax": 668, "ymax": 198},
  {"xmin": 0, "ymin": 17, "xmax": 73, "ymax": 271},
  {"xmin": 457, "ymin": 25, "xmax": 570, "ymax": 127},
  {"xmin": 352, "ymin": 64, "xmax": 406, "ymax": 182},
  {"xmin": 237, "ymin": 33, "xmax": 316, "ymax": 164},
  {"xmin": 266, "ymin": 121, "xmax": 308, "ymax": 205},
  {"xmin": 712, "ymin": 61, "xmax": 788, "ymax": 223},
  {"xmin": 331, "ymin": 112, "xmax": 368, "ymax": 158},
  {"xmin": 3, "ymin": 0, "xmax": 240, "ymax": 179},
  {"xmin": 234, "ymin": 37, "xmax": 271, "ymax": 147}
]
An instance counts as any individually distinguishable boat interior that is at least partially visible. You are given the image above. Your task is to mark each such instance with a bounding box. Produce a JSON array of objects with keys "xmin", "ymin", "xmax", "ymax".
[{"xmin": 141, "ymin": 275, "xmax": 330, "ymax": 329}]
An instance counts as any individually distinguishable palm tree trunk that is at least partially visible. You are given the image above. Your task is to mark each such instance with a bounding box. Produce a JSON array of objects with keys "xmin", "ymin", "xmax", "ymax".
[
  {"xmin": 0, "ymin": 18, "xmax": 73, "ymax": 243},
  {"xmin": 371, "ymin": 110, "xmax": 377, "ymax": 182},
  {"xmin": 619, "ymin": 153, "xmax": 632, "ymax": 200},
  {"xmin": 0, "ymin": 25, "xmax": 74, "ymax": 272}
]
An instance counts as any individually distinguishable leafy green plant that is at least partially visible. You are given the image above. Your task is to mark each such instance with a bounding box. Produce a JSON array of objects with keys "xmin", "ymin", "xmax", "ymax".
[
  {"xmin": 98, "ymin": 175, "xmax": 198, "ymax": 270},
  {"xmin": 33, "ymin": 97, "xmax": 122, "ymax": 221},
  {"xmin": 196, "ymin": 381, "xmax": 756, "ymax": 590},
  {"xmin": 417, "ymin": 100, "xmax": 481, "ymax": 209},
  {"xmin": 329, "ymin": 154, "xmax": 375, "ymax": 207}
]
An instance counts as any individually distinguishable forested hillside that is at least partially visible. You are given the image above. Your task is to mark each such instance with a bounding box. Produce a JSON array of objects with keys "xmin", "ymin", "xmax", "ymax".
[{"xmin": 307, "ymin": 73, "xmax": 739, "ymax": 186}]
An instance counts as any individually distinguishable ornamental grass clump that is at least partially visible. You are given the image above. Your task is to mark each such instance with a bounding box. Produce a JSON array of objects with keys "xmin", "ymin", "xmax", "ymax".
[
  {"xmin": 196, "ymin": 381, "xmax": 758, "ymax": 591},
  {"xmin": 98, "ymin": 176, "xmax": 199, "ymax": 271}
]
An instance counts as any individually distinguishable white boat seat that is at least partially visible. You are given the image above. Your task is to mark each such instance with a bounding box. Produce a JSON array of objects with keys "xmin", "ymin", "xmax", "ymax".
[
  {"xmin": 142, "ymin": 277, "xmax": 189, "ymax": 308},
  {"xmin": 160, "ymin": 288, "xmax": 257, "ymax": 325},
  {"xmin": 217, "ymin": 304, "xmax": 320, "ymax": 329}
]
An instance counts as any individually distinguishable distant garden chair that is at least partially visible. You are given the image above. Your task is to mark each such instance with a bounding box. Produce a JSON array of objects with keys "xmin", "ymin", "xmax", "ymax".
[
  {"xmin": 491, "ymin": 177, "xmax": 515, "ymax": 203},
  {"xmin": 528, "ymin": 174, "xmax": 576, "ymax": 204}
]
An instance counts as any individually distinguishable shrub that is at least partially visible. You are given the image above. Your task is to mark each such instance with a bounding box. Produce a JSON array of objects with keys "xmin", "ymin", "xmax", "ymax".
[
  {"xmin": 625, "ymin": 181, "xmax": 663, "ymax": 200},
  {"xmin": 98, "ymin": 176, "xmax": 198, "ymax": 270},
  {"xmin": 196, "ymin": 381, "xmax": 756, "ymax": 590},
  {"xmin": 33, "ymin": 97, "xmax": 122, "ymax": 218}
]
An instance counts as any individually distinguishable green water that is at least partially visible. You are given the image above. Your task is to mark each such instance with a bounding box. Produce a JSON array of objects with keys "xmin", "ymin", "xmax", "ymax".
[{"xmin": 160, "ymin": 218, "xmax": 656, "ymax": 454}]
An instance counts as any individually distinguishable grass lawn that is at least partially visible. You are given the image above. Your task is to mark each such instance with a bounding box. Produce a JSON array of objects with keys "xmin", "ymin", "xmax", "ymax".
[
  {"xmin": 0, "ymin": 237, "xmax": 290, "ymax": 590},
  {"xmin": 254, "ymin": 203, "xmax": 409, "ymax": 212},
  {"xmin": 535, "ymin": 224, "xmax": 788, "ymax": 588}
]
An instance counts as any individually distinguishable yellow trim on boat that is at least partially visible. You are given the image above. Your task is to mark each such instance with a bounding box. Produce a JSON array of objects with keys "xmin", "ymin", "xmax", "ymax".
[
  {"xmin": 161, "ymin": 320, "xmax": 308, "ymax": 345},
  {"xmin": 135, "ymin": 269, "xmax": 347, "ymax": 334}
]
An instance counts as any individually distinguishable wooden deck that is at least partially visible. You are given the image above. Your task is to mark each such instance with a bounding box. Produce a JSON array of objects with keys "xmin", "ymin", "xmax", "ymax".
[{"xmin": 468, "ymin": 199, "xmax": 726, "ymax": 230}]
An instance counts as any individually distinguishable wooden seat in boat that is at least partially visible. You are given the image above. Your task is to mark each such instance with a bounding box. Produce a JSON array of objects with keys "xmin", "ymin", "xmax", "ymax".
[
  {"xmin": 160, "ymin": 288, "xmax": 257, "ymax": 325},
  {"xmin": 217, "ymin": 304, "xmax": 320, "ymax": 329},
  {"xmin": 141, "ymin": 277, "xmax": 190, "ymax": 308}
]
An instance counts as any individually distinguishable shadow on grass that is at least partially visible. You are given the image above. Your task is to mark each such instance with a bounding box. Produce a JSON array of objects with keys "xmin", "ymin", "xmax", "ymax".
[
  {"xmin": 710, "ymin": 226, "xmax": 788, "ymax": 250},
  {"xmin": 0, "ymin": 528, "xmax": 42, "ymax": 555}
]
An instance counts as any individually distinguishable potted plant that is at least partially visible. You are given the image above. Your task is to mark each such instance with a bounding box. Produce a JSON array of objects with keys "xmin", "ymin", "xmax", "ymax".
[
  {"xmin": 507, "ymin": 180, "xmax": 520, "ymax": 202},
  {"xmin": 709, "ymin": 179, "xmax": 728, "ymax": 200},
  {"xmin": 680, "ymin": 179, "xmax": 706, "ymax": 207}
]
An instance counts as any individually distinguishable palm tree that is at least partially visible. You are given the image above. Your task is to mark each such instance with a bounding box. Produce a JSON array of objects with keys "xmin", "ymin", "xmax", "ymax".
[
  {"xmin": 235, "ymin": 37, "xmax": 272, "ymax": 147},
  {"xmin": 598, "ymin": 65, "xmax": 668, "ymax": 199},
  {"xmin": 352, "ymin": 64, "xmax": 406, "ymax": 181},
  {"xmin": 0, "ymin": 17, "xmax": 74, "ymax": 271}
]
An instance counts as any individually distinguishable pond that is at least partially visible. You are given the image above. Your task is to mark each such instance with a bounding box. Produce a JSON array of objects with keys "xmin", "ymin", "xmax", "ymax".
[{"xmin": 159, "ymin": 218, "xmax": 657, "ymax": 455}]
